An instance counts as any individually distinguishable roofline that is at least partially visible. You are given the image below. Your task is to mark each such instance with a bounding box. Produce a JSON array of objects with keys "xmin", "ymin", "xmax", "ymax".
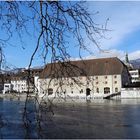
[{"xmin": 46, "ymin": 57, "xmax": 119, "ymax": 65}]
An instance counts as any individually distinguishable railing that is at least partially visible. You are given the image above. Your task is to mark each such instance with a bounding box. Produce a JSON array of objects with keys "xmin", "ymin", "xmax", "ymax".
[{"xmin": 103, "ymin": 92, "xmax": 121, "ymax": 99}]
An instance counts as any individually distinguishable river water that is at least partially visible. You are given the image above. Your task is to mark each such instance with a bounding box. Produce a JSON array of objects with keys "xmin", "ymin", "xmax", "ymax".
[{"xmin": 0, "ymin": 97, "xmax": 140, "ymax": 138}]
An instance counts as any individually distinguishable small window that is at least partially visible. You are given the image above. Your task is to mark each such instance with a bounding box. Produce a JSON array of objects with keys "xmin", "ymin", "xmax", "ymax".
[
  {"xmin": 115, "ymin": 87, "xmax": 118, "ymax": 92},
  {"xmin": 71, "ymin": 82, "xmax": 73, "ymax": 86},
  {"xmin": 105, "ymin": 81, "xmax": 107, "ymax": 84},
  {"xmin": 96, "ymin": 82, "xmax": 98, "ymax": 84},
  {"xmin": 105, "ymin": 76, "xmax": 107, "ymax": 79},
  {"xmin": 96, "ymin": 76, "xmax": 98, "ymax": 80},
  {"xmin": 114, "ymin": 81, "xmax": 117, "ymax": 84},
  {"xmin": 96, "ymin": 88, "xmax": 99, "ymax": 93},
  {"xmin": 80, "ymin": 89, "xmax": 83, "ymax": 93},
  {"xmin": 48, "ymin": 88, "xmax": 53, "ymax": 95},
  {"xmin": 104, "ymin": 87, "xmax": 110, "ymax": 94},
  {"xmin": 64, "ymin": 89, "xmax": 66, "ymax": 94},
  {"xmin": 71, "ymin": 91, "xmax": 73, "ymax": 94},
  {"xmin": 114, "ymin": 75, "xmax": 117, "ymax": 78}
]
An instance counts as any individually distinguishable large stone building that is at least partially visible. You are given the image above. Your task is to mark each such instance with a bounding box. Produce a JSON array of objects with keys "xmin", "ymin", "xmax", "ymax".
[{"xmin": 38, "ymin": 57, "xmax": 131, "ymax": 99}]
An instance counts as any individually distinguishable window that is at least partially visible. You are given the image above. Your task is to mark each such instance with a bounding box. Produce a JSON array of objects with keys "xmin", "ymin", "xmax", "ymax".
[
  {"xmin": 104, "ymin": 87, "xmax": 110, "ymax": 94},
  {"xmin": 71, "ymin": 91, "xmax": 73, "ymax": 94},
  {"xmin": 48, "ymin": 88, "xmax": 53, "ymax": 95},
  {"xmin": 96, "ymin": 76, "xmax": 98, "ymax": 80},
  {"xmin": 115, "ymin": 87, "xmax": 118, "ymax": 92},
  {"xmin": 96, "ymin": 82, "xmax": 98, "ymax": 84},
  {"xmin": 64, "ymin": 89, "xmax": 66, "ymax": 94},
  {"xmin": 86, "ymin": 88, "xmax": 91, "ymax": 96},
  {"xmin": 114, "ymin": 81, "xmax": 117, "ymax": 84},
  {"xmin": 80, "ymin": 89, "xmax": 83, "ymax": 93},
  {"xmin": 105, "ymin": 81, "xmax": 107, "ymax": 84},
  {"xmin": 96, "ymin": 88, "xmax": 99, "ymax": 93},
  {"xmin": 71, "ymin": 82, "xmax": 73, "ymax": 86},
  {"xmin": 105, "ymin": 76, "xmax": 107, "ymax": 79},
  {"xmin": 114, "ymin": 75, "xmax": 117, "ymax": 78}
]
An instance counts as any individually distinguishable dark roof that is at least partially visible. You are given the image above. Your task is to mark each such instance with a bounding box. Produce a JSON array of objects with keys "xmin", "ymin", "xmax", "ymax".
[
  {"xmin": 39, "ymin": 57, "xmax": 126, "ymax": 78},
  {"xmin": 11, "ymin": 72, "xmax": 27, "ymax": 81}
]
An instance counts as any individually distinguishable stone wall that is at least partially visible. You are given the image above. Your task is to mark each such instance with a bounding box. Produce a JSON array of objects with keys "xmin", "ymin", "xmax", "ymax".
[{"xmin": 121, "ymin": 88, "xmax": 140, "ymax": 98}]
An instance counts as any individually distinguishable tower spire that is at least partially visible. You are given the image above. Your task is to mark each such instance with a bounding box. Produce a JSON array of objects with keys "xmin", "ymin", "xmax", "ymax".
[{"xmin": 125, "ymin": 52, "xmax": 129, "ymax": 63}]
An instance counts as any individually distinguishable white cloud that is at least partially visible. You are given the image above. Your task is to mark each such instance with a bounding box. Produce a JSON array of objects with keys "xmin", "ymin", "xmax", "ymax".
[
  {"xmin": 95, "ymin": 49, "xmax": 140, "ymax": 61},
  {"xmin": 71, "ymin": 2, "xmax": 140, "ymax": 61},
  {"xmin": 128, "ymin": 50, "xmax": 140, "ymax": 60},
  {"xmin": 87, "ymin": 2, "xmax": 140, "ymax": 53}
]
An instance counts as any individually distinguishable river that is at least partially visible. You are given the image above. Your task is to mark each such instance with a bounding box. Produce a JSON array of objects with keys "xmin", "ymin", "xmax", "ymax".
[{"xmin": 0, "ymin": 97, "xmax": 140, "ymax": 138}]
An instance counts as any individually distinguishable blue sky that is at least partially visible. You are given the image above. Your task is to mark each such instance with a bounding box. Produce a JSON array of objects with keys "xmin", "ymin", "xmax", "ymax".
[
  {"xmin": 85, "ymin": 1, "xmax": 140, "ymax": 61},
  {"xmin": 3, "ymin": 1, "xmax": 140, "ymax": 68}
]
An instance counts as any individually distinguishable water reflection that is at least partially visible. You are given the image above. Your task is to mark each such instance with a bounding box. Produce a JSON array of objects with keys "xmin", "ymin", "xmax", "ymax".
[{"xmin": 0, "ymin": 98, "xmax": 140, "ymax": 138}]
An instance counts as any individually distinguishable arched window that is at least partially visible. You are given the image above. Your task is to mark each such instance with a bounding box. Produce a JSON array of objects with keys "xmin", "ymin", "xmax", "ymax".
[
  {"xmin": 104, "ymin": 87, "xmax": 110, "ymax": 94},
  {"xmin": 48, "ymin": 88, "xmax": 53, "ymax": 95},
  {"xmin": 115, "ymin": 87, "xmax": 118, "ymax": 93},
  {"xmin": 86, "ymin": 88, "xmax": 91, "ymax": 96}
]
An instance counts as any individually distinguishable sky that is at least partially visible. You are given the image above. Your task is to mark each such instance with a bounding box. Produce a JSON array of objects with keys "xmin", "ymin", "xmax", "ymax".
[
  {"xmin": 3, "ymin": 1, "xmax": 140, "ymax": 68},
  {"xmin": 86, "ymin": 1, "xmax": 140, "ymax": 60}
]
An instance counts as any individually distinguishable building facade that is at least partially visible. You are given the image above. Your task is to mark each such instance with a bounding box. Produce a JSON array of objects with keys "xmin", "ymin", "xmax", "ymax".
[
  {"xmin": 11, "ymin": 75, "xmax": 28, "ymax": 93},
  {"xmin": 129, "ymin": 69, "xmax": 140, "ymax": 83},
  {"xmin": 38, "ymin": 57, "xmax": 131, "ymax": 99},
  {"xmin": 2, "ymin": 67, "xmax": 43, "ymax": 94},
  {"xmin": 0, "ymin": 73, "xmax": 11, "ymax": 93}
]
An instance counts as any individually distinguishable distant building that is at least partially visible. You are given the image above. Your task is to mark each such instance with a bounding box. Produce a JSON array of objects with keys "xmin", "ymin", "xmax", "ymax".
[
  {"xmin": 0, "ymin": 73, "xmax": 4, "ymax": 92},
  {"xmin": 124, "ymin": 53, "xmax": 133, "ymax": 70},
  {"xmin": 0, "ymin": 73, "xmax": 11, "ymax": 93},
  {"xmin": 1, "ymin": 67, "xmax": 43, "ymax": 94},
  {"xmin": 129, "ymin": 69, "xmax": 140, "ymax": 83},
  {"xmin": 10, "ymin": 68, "xmax": 43, "ymax": 93},
  {"xmin": 11, "ymin": 72, "xmax": 28, "ymax": 93},
  {"xmin": 38, "ymin": 57, "xmax": 131, "ymax": 99},
  {"xmin": 3, "ymin": 83, "xmax": 12, "ymax": 94}
]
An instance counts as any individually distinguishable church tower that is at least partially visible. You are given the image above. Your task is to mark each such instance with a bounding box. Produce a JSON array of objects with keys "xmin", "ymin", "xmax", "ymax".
[
  {"xmin": 124, "ymin": 53, "xmax": 133, "ymax": 70},
  {"xmin": 125, "ymin": 52, "xmax": 129, "ymax": 64}
]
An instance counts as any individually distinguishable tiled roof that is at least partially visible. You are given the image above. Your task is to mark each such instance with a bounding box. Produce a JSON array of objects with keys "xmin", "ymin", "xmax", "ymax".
[{"xmin": 39, "ymin": 57, "xmax": 126, "ymax": 78}]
